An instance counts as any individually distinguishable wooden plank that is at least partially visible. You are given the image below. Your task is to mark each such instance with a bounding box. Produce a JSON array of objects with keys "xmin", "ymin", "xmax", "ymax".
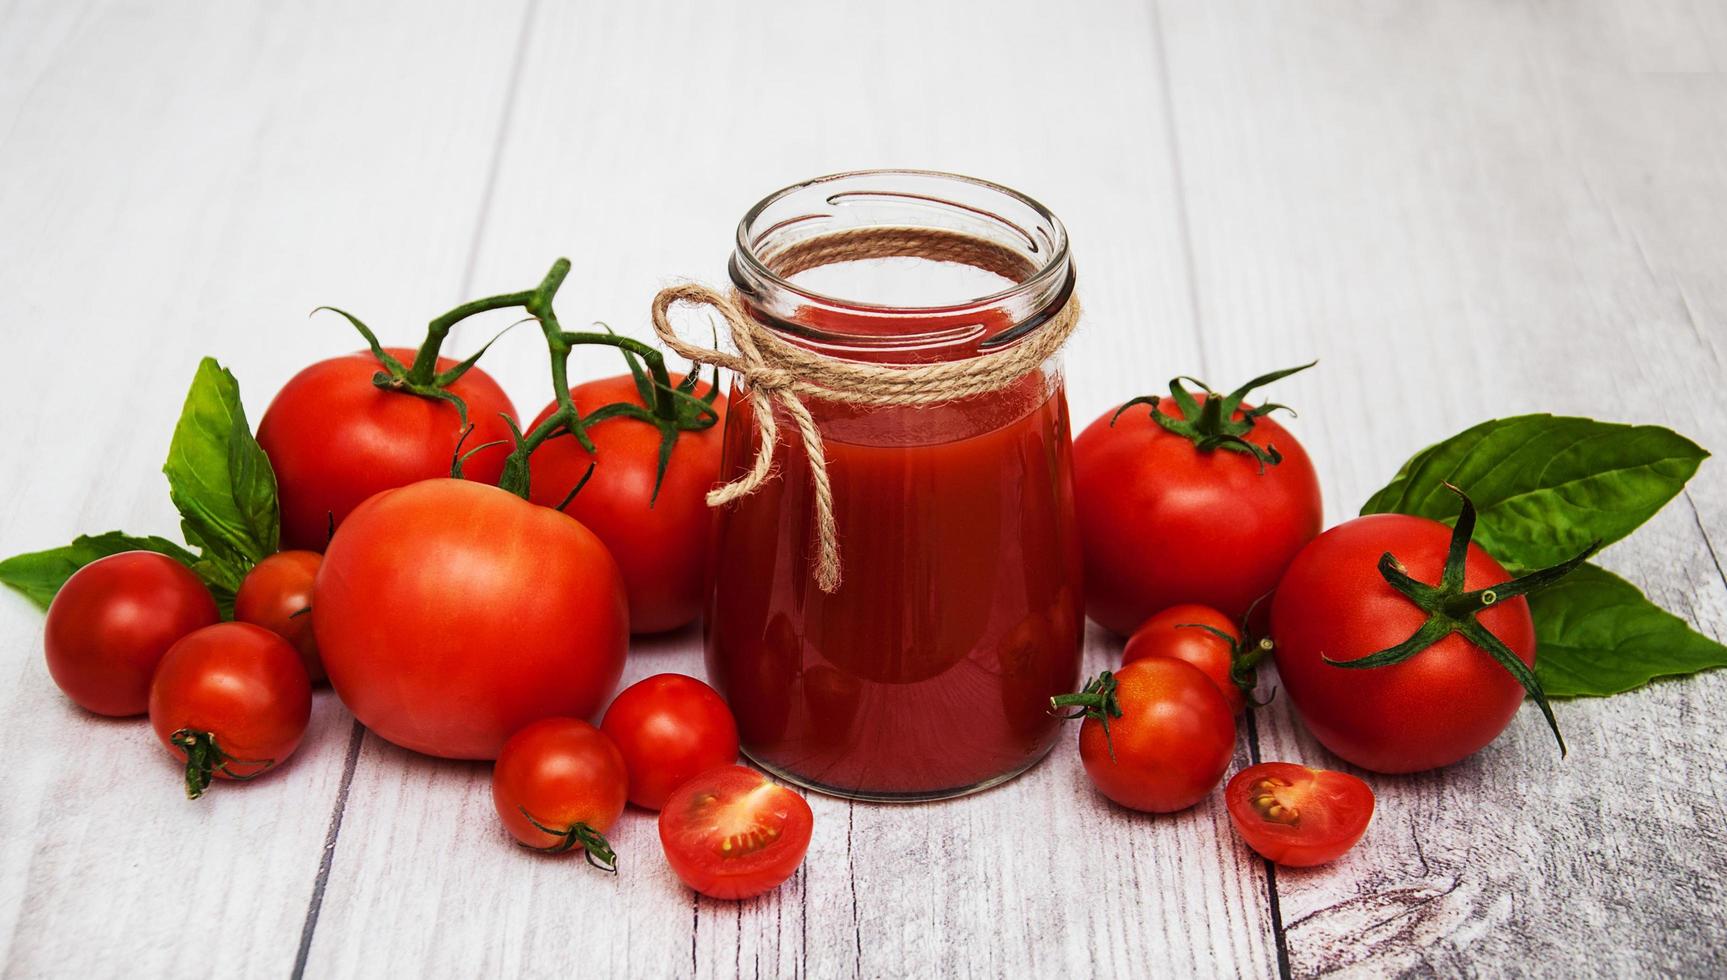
[
  {"xmin": 0, "ymin": 1, "xmax": 528, "ymax": 975},
  {"xmin": 1155, "ymin": 0, "xmax": 1727, "ymax": 974},
  {"xmin": 303, "ymin": 0, "xmax": 1282, "ymax": 976}
]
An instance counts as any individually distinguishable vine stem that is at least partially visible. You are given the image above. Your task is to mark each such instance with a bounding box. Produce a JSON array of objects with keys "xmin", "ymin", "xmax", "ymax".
[
  {"xmin": 492, "ymin": 260, "xmax": 720, "ymax": 501},
  {"xmin": 328, "ymin": 257, "xmax": 721, "ymax": 502}
]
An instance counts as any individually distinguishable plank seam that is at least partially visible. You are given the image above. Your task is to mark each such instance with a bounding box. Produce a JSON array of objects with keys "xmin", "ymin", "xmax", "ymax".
[
  {"xmin": 1688, "ymin": 489, "xmax": 1727, "ymax": 593},
  {"xmin": 1146, "ymin": 0, "xmax": 1210, "ymax": 377},
  {"xmin": 291, "ymin": 719, "xmax": 366, "ymax": 979},
  {"xmin": 1244, "ymin": 708, "xmax": 1292, "ymax": 980},
  {"xmin": 458, "ymin": 0, "xmax": 543, "ymax": 299}
]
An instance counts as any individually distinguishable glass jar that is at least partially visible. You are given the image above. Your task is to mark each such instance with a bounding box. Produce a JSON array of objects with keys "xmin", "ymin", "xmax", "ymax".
[{"xmin": 705, "ymin": 170, "xmax": 1084, "ymax": 802}]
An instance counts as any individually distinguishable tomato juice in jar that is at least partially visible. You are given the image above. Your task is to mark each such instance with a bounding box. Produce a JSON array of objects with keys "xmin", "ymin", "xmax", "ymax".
[{"xmin": 704, "ymin": 171, "xmax": 1084, "ymax": 801}]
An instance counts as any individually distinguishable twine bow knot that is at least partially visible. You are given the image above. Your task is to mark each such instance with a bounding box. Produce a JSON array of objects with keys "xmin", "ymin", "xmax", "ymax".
[{"xmin": 650, "ymin": 263, "xmax": 1079, "ymax": 594}]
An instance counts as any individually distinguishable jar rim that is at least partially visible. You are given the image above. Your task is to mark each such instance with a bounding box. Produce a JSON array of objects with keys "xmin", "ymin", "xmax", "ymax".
[{"xmin": 732, "ymin": 169, "xmax": 1071, "ymax": 329}]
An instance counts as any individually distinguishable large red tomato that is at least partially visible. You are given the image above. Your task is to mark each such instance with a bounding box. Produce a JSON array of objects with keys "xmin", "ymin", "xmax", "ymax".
[
  {"xmin": 1272, "ymin": 513, "xmax": 1539, "ymax": 773},
  {"xmin": 527, "ymin": 373, "xmax": 724, "ymax": 633},
  {"xmin": 45, "ymin": 552, "xmax": 219, "ymax": 716},
  {"xmin": 257, "ymin": 347, "xmax": 516, "ymax": 551},
  {"xmin": 1074, "ymin": 367, "xmax": 1322, "ymax": 635},
  {"xmin": 313, "ymin": 478, "xmax": 628, "ymax": 760}
]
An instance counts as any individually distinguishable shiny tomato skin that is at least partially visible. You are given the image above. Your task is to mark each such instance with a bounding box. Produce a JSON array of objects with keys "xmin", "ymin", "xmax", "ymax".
[
  {"xmin": 1272, "ymin": 514, "xmax": 1535, "ymax": 774},
  {"xmin": 492, "ymin": 718, "xmax": 628, "ymax": 850},
  {"xmin": 1074, "ymin": 396, "xmax": 1322, "ymax": 635},
  {"xmin": 235, "ymin": 550, "xmax": 324, "ymax": 683},
  {"xmin": 600, "ymin": 674, "xmax": 739, "ymax": 811},
  {"xmin": 257, "ymin": 347, "xmax": 517, "ymax": 552},
  {"xmin": 1122, "ymin": 604, "xmax": 1245, "ymax": 714},
  {"xmin": 1076, "ymin": 658, "xmax": 1236, "ymax": 813},
  {"xmin": 658, "ymin": 765, "xmax": 813, "ymax": 900},
  {"xmin": 1225, "ymin": 762, "xmax": 1373, "ymax": 866},
  {"xmin": 44, "ymin": 552, "xmax": 219, "ymax": 716},
  {"xmin": 149, "ymin": 622, "xmax": 312, "ymax": 778},
  {"xmin": 314, "ymin": 479, "xmax": 628, "ymax": 760},
  {"xmin": 527, "ymin": 374, "xmax": 725, "ymax": 633}
]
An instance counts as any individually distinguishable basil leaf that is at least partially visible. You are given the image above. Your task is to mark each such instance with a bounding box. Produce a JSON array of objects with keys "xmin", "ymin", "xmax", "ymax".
[
  {"xmin": 0, "ymin": 532, "xmax": 199, "ymax": 610},
  {"xmin": 1362, "ymin": 414, "xmax": 1708, "ymax": 571},
  {"xmin": 163, "ymin": 358, "xmax": 279, "ymax": 576},
  {"xmin": 1531, "ymin": 563, "xmax": 1727, "ymax": 697}
]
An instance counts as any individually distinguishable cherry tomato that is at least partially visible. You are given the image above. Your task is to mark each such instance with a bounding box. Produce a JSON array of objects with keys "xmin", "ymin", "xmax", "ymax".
[
  {"xmin": 1122, "ymin": 604, "xmax": 1259, "ymax": 714},
  {"xmin": 658, "ymin": 765, "xmax": 813, "ymax": 900},
  {"xmin": 601, "ymin": 674, "xmax": 740, "ymax": 811},
  {"xmin": 234, "ymin": 550, "xmax": 324, "ymax": 683},
  {"xmin": 1056, "ymin": 658, "xmax": 1236, "ymax": 813},
  {"xmin": 1272, "ymin": 513, "xmax": 1537, "ymax": 773},
  {"xmin": 492, "ymin": 717, "xmax": 628, "ymax": 870},
  {"xmin": 44, "ymin": 552, "xmax": 218, "ymax": 717},
  {"xmin": 527, "ymin": 373, "xmax": 725, "ymax": 633},
  {"xmin": 1074, "ymin": 368, "xmax": 1322, "ymax": 635},
  {"xmin": 314, "ymin": 478, "xmax": 628, "ymax": 760},
  {"xmin": 148, "ymin": 622, "xmax": 312, "ymax": 799},
  {"xmin": 1225, "ymin": 762, "xmax": 1374, "ymax": 867},
  {"xmin": 257, "ymin": 347, "xmax": 516, "ymax": 551}
]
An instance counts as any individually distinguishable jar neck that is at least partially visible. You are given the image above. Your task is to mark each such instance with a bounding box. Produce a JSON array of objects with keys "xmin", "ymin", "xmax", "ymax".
[{"xmin": 728, "ymin": 171, "xmax": 1073, "ymax": 365}]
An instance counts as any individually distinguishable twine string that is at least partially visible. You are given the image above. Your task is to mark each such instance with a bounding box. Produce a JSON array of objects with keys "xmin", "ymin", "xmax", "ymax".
[{"xmin": 649, "ymin": 228, "xmax": 1080, "ymax": 593}]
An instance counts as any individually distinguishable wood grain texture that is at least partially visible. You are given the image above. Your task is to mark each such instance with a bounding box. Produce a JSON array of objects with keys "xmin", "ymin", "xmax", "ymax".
[
  {"xmin": 304, "ymin": 1, "xmax": 1279, "ymax": 976},
  {"xmin": 2, "ymin": 0, "xmax": 1724, "ymax": 977},
  {"xmin": 0, "ymin": 1, "xmax": 528, "ymax": 976},
  {"xmin": 1154, "ymin": 1, "xmax": 1727, "ymax": 975}
]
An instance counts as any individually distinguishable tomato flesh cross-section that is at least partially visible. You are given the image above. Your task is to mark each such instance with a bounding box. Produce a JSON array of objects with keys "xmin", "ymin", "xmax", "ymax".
[
  {"xmin": 658, "ymin": 766, "xmax": 813, "ymax": 900},
  {"xmin": 1224, "ymin": 762, "xmax": 1373, "ymax": 867}
]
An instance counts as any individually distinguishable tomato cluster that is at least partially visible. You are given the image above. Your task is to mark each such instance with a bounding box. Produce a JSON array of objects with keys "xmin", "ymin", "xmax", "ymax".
[
  {"xmin": 17, "ymin": 257, "xmax": 1614, "ymax": 897},
  {"xmin": 491, "ymin": 675, "xmax": 809, "ymax": 898}
]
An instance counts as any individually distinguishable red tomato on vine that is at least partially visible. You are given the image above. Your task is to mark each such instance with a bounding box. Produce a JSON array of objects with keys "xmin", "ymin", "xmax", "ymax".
[
  {"xmin": 1074, "ymin": 364, "xmax": 1322, "ymax": 635},
  {"xmin": 258, "ymin": 347, "xmax": 515, "ymax": 552},
  {"xmin": 528, "ymin": 367, "xmax": 724, "ymax": 634},
  {"xmin": 256, "ymin": 277, "xmax": 556, "ymax": 551}
]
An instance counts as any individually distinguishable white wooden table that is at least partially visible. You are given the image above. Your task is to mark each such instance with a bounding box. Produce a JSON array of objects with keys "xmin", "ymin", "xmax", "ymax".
[{"xmin": 4, "ymin": 2, "xmax": 1725, "ymax": 976}]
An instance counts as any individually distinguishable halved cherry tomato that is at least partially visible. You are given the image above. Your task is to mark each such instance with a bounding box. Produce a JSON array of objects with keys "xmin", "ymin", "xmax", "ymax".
[
  {"xmin": 658, "ymin": 765, "xmax": 813, "ymax": 900},
  {"xmin": 234, "ymin": 550, "xmax": 324, "ymax": 683},
  {"xmin": 148, "ymin": 622, "xmax": 312, "ymax": 799},
  {"xmin": 1122, "ymin": 603, "xmax": 1261, "ymax": 714},
  {"xmin": 601, "ymin": 674, "xmax": 739, "ymax": 811},
  {"xmin": 491, "ymin": 718, "xmax": 628, "ymax": 871},
  {"xmin": 1224, "ymin": 762, "xmax": 1374, "ymax": 867}
]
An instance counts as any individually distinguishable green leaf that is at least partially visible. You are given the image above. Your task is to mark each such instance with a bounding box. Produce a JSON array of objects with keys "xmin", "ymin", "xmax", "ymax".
[
  {"xmin": 0, "ymin": 532, "xmax": 199, "ymax": 610},
  {"xmin": 1531, "ymin": 563, "xmax": 1727, "ymax": 697},
  {"xmin": 163, "ymin": 358, "xmax": 279, "ymax": 577},
  {"xmin": 1362, "ymin": 414, "xmax": 1708, "ymax": 571}
]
